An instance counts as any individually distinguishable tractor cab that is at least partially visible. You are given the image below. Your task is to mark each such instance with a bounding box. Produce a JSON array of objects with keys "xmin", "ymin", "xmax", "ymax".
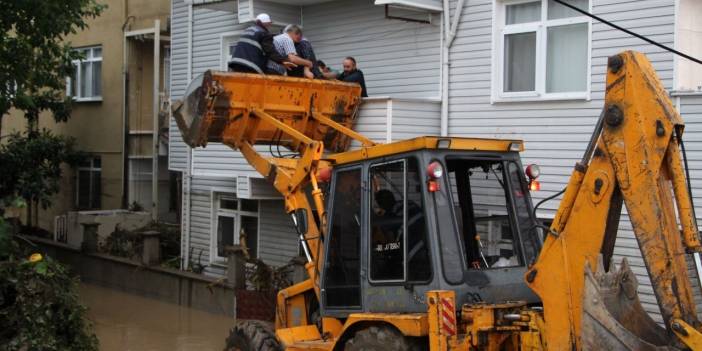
[{"xmin": 321, "ymin": 137, "xmax": 543, "ymax": 318}]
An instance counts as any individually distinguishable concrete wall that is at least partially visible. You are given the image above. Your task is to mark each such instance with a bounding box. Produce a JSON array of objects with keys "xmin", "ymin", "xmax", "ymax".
[{"xmin": 35, "ymin": 238, "xmax": 236, "ymax": 317}]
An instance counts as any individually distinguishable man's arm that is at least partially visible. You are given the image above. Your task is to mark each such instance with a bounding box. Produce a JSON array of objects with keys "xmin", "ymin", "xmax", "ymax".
[{"xmin": 287, "ymin": 54, "xmax": 313, "ymax": 68}]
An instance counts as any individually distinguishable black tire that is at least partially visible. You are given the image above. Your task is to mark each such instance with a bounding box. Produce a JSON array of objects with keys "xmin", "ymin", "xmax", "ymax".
[
  {"xmin": 344, "ymin": 326, "xmax": 426, "ymax": 351},
  {"xmin": 225, "ymin": 320, "xmax": 282, "ymax": 351}
]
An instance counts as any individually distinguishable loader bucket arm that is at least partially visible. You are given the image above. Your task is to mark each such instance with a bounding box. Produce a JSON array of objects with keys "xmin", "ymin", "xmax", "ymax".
[
  {"xmin": 526, "ymin": 51, "xmax": 702, "ymax": 350},
  {"xmin": 172, "ymin": 71, "xmax": 371, "ymax": 328}
]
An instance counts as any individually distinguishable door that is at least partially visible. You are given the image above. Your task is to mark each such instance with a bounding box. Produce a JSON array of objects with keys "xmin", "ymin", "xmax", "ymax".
[{"xmin": 322, "ymin": 167, "xmax": 363, "ymax": 312}]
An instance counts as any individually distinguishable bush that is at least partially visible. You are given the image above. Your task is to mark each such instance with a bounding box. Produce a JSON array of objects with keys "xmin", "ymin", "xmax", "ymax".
[{"xmin": 0, "ymin": 220, "xmax": 98, "ymax": 351}]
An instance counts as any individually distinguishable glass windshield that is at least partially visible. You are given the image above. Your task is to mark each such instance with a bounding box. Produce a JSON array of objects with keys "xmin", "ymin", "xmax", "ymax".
[{"xmin": 446, "ymin": 159, "xmax": 524, "ymax": 269}]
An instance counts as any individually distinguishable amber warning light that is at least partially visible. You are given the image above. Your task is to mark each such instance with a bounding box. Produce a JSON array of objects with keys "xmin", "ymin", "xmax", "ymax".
[
  {"xmin": 427, "ymin": 161, "xmax": 443, "ymax": 192},
  {"xmin": 526, "ymin": 164, "xmax": 541, "ymax": 192}
]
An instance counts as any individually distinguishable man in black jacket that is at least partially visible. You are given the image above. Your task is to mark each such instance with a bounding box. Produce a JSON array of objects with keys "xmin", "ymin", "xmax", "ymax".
[
  {"xmin": 228, "ymin": 14, "xmax": 294, "ymax": 74},
  {"xmin": 324, "ymin": 57, "xmax": 368, "ymax": 97}
]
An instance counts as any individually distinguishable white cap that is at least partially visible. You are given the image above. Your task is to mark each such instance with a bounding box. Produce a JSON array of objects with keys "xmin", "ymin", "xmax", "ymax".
[{"xmin": 256, "ymin": 13, "xmax": 272, "ymax": 24}]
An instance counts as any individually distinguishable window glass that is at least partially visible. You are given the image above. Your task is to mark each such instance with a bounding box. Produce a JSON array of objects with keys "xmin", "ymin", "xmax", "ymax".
[
  {"xmin": 504, "ymin": 32, "xmax": 537, "ymax": 92},
  {"xmin": 506, "ymin": 1, "xmax": 541, "ymax": 24},
  {"xmin": 546, "ymin": 23, "xmax": 588, "ymax": 93},
  {"xmin": 508, "ymin": 163, "xmax": 541, "ymax": 264},
  {"xmin": 447, "ymin": 159, "xmax": 522, "ymax": 269},
  {"xmin": 406, "ymin": 159, "xmax": 431, "ymax": 281},
  {"xmin": 214, "ymin": 195, "xmax": 260, "ymax": 261},
  {"xmin": 241, "ymin": 199, "xmax": 259, "ymax": 212},
  {"xmin": 547, "ymin": 0, "xmax": 588, "ymax": 19},
  {"xmin": 499, "ymin": 0, "xmax": 590, "ymax": 98},
  {"xmin": 217, "ymin": 216, "xmax": 235, "ymax": 257},
  {"xmin": 220, "ymin": 198, "xmax": 238, "ymax": 210},
  {"xmin": 91, "ymin": 60, "xmax": 101, "ymax": 96},
  {"xmin": 69, "ymin": 46, "xmax": 102, "ymax": 99},
  {"xmin": 324, "ymin": 168, "xmax": 362, "ymax": 308},
  {"xmin": 77, "ymin": 156, "xmax": 101, "ymax": 210},
  {"xmin": 80, "ymin": 61, "xmax": 91, "ymax": 97},
  {"xmin": 370, "ymin": 160, "xmax": 406, "ymax": 282},
  {"xmin": 241, "ymin": 215, "xmax": 258, "ymax": 257}
]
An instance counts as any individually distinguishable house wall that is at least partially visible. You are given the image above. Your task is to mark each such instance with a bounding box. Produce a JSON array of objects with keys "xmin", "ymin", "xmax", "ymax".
[
  {"xmin": 445, "ymin": 0, "xmax": 698, "ymax": 322},
  {"xmin": 169, "ymin": 0, "xmax": 702, "ymax": 322},
  {"xmin": 302, "ymin": 0, "xmax": 442, "ymax": 98},
  {"xmin": 2, "ymin": 0, "xmax": 170, "ymax": 230}
]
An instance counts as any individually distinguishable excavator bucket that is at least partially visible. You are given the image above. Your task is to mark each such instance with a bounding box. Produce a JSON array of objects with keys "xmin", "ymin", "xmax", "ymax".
[
  {"xmin": 581, "ymin": 257, "xmax": 675, "ymax": 350},
  {"xmin": 171, "ymin": 71, "xmax": 363, "ymax": 153}
]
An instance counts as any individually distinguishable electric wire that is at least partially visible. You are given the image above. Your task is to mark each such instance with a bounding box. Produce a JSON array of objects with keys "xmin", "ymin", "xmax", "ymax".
[{"xmin": 552, "ymin": 0, "xmax": 702, "ymax": 65}]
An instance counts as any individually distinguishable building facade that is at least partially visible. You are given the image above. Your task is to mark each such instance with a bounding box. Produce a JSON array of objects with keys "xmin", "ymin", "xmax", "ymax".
[
  {"xmin": 1, "ymin": 0, "xmax": 175, "ymax": 230},
  {"xmin": 169, "ymin": 0, "xmax": 702, "ymax": 320}
]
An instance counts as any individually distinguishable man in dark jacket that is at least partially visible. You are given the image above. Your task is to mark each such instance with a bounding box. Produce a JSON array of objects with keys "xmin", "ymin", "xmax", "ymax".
[
  {"xmin": 228, "ymin": 14, "xmax": 293, "ymax": 74},
  {"xmin": 324, "ymin": 57, "xmax": 368, "ymax": 97}
]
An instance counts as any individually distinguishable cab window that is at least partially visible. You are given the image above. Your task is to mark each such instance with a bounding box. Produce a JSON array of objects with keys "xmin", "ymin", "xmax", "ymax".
[
  {"xmin": 446, "ymin": 159, "xmax": 523, "ymax": 269},
  {"xmin": 323, "ymin": 167, "xmax": 362, "ymax": 308},
  {"xmin": 369, "ymin": 158, "xmax": 431, "ymax": 283}
]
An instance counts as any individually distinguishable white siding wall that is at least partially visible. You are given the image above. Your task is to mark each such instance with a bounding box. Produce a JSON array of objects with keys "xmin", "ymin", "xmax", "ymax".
[
  {"xmin": 259, "ymin": 200, "xmax": 299, "ymax": 266},
  {"xmin": 303, "ymin": 0, "xmax": 441, "ymax": 98},
  {"xmin": 446, "ymin": 0, "xmax": 689, "ymax": 321},
  {"xmin": 188, "ymin": 176, "xmax": 236, "ymax": 276},
  {"xmin": 254, "ymin": 0, "xmax": 301, "ymax": 25},
  {"xmin": 238, "ymin": 0, "xmax": 253, "ymax": 23},
  {"xmin": 392, "ymin": 99, "xmax": 441, "ymax": 140},
  {"xmin": 169, "ymin": 0, "xmax": 190, "ymax": 171},
  {"xmin": 680, "ymin": 93, "xmax": 702, "ymax": 319}
]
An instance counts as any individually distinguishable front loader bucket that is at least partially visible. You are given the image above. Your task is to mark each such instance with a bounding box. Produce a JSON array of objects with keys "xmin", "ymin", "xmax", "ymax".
[
  {"xmin": 581, "ymin": 258, "xmax": 675, "ymax": 350},
  {"xmin": 171, "ymin": 71, "xmax": 363, "ymax": 152}
]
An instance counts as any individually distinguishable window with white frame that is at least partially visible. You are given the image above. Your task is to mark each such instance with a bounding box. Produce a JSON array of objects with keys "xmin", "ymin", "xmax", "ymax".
[
  {"xmin": 68, "ymin": 46, "xmax": 102, "ymax": 101},
  {"xmin": 76, "ymin": 156, "xmax": 101, "ymax": 210},
  {"xmin": 495, "ymin": 0, "xmax": 590, "ymax": 100},
  {"xmin": 220, "ymin": 26, "xmax": 283, "ymax": 70},
  {"xmin": 221, "ymin": 32, "xmax": 242, "ymax": 70},
  {"xmin": 214, "ymin": 194, "xmax": 259, "ymax": 262}
]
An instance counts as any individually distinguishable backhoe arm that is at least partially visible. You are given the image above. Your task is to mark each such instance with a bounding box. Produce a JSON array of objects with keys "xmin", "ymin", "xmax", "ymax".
[{"xmin": 526, "ymin": 51, "xmax": 702, "ymax": 350}]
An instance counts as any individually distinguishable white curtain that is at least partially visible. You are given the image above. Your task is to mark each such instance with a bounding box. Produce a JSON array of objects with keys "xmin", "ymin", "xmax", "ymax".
[
  {"xmin": 546, "ymin": 23, "xmax": 588, "ymax": 93},
  {"xmin": 504, "ymin": 32, "xmax": 537, "ymax": 92},
  {"xmin": 506, "ymin": 1, "xmax": 541, "ymax": 25}
]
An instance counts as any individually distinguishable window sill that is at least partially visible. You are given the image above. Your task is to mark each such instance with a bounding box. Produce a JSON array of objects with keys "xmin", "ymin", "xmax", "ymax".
[
  {"xmin": 72, "ymin": 96, "xmax": 103, "ymax": 103},
  {"xmin": 210, "ymin": 259, "xmax": 227, "ymax": 268},
  {"xmin": 491, "ymin": 93, "xmax": 590, "ymax": 104}
]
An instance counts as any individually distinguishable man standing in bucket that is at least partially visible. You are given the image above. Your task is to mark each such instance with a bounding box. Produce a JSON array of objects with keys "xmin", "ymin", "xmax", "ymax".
[{"xmin": 229, "ymin": 14, "xmax": 295, "ymax": 74}]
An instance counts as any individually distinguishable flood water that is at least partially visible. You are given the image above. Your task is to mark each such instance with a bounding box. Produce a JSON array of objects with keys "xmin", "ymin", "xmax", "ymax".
[{"xmin": 80, "ymin": 283, "xmax": 235, "ymax": 351}]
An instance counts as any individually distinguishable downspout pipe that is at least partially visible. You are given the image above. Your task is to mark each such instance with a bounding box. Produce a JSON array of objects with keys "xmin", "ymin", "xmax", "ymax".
[{"xmin": 440, "ymin": 0, "xmax": 465, "ymax": 137}]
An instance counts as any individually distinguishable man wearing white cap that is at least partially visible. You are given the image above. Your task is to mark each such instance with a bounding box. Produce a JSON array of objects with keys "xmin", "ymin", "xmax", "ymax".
[{"xmin": 229, "ymin": 14, "xmax": 294, "ymax": 74}]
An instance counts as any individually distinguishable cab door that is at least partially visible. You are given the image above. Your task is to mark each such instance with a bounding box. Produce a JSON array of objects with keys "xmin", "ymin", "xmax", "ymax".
[
  {"xmin": 321, "ymin": 166, "xmax": 363, "ymax": 315},
  {"xmin": 364, "ymin": 156, "xmax": 433, "ymax": 313}
]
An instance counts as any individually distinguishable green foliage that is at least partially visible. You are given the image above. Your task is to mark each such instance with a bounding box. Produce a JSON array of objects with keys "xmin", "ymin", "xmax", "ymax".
[
  {"xmin": 100, "ymin": 225, "xmax": 140, "ymax": 259},
  {"xmin": 0, "ymin": 0, "xmax": 105, "ymax": 125},
  {"xmin": 0, "ymin": 232, "xmax": 98, "ymax": 350},
  {"xmin": 0, "ymin": 130, "xmax": 84, "ymax": 210},
  {"xmin": 100, "ymin": 222, "xmax": 182, "ymax": 267}
]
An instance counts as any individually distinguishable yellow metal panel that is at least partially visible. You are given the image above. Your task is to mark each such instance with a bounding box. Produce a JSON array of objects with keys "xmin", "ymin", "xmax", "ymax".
[
  {"xmin": 276, "ymin": 325, "xmax": 322, "ymax": 346},
  {"xmin": 330, "ymin": 137, "xmax": 523, "ymax": 165},
  {"xmin": 344, "ymin": 313, "xmax": 429, "ymax": 337}
]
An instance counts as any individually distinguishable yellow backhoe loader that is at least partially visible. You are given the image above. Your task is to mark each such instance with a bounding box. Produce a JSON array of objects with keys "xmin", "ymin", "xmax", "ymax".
[{"xmin": 173, "ymin": 51, "xmax": 702, "ymax": 350}]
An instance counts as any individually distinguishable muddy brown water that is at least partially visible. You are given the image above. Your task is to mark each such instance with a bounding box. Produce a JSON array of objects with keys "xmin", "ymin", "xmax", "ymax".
[{"xmin": 80, "ymin": 283, "xmax": 235, "ymax": 351}]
